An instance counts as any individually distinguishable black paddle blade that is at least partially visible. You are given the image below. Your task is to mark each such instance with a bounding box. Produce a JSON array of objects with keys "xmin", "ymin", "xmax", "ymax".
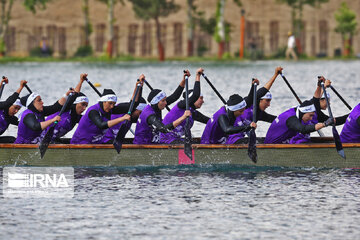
[
  {"xmin": 332, "ymin": 126, "xmax": 346, "ymax": 159},
  {"xmin": 113, "ymin": 124, "xmax": 128, "ymax": 154},
  {"xmin": 39, "ymin": 126, "xmax": 55, "ymax": 158},
  {"xmin": 247, "ymin": 130, "xmax": 257, "ymax": 163},
  {"xmin": 184, "ymin": 142, "xmax": 192, "ymax": 160},
  {"xmin": 184, "ymin": 121, "xmax": 192, "ymax": 160}
]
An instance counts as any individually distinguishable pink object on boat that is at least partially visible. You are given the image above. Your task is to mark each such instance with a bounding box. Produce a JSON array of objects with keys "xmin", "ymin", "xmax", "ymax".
[{"xmin": 178, "ymin": 149, "xmax": 195, "ymax": 165}]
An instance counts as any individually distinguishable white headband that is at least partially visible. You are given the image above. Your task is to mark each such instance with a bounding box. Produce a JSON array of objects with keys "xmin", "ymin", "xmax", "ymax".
[
  {"xmin": 227, "ymin": 100, "xmax": 247, "ymax": 111},
  {"xmin": 73, "ymin": 96, "xmax": 89, "ymax": 104},
  {"xmin": 261, "ymin": 92, "xmax": 272, "ymax": 100},
  {"xmin": 150, "ymin": 91, "xmax": 166, "ymax": 105},
  {"xmin": 14, "ymin": 99, "xmax": 22, "ymax": 107},
  {"xmin": 26, "ymin": 93, "xmax": 39, "ymax": 107},
  {"xmin": 136, "ymin": 103, "xmax": 147, "ymax": 111},
  {"xmin": 321, "ymin": 92, "xmax": 330, "ymax": 99},
  {"xmin": 99, "ymin": 94, "xmax": 117, "ymax": 102},
  {"xmin": 298, "ymin": 104, "xmax": 316, "ymax": 113}
]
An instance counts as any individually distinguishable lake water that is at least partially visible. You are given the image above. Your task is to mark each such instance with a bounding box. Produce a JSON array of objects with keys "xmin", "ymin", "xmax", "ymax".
[
  {"xmin": 0, "ymin": 60, "xmax": 359, "ymax": 239},
  {"xmin": 1, "ymin": 167, "xmax": 360, "ymax": 239}
]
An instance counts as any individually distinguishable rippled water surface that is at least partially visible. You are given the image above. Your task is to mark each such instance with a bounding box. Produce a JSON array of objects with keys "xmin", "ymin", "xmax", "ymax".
[
  {"xmin": 1, "ymin": 167, "xmax": 360, "ymax": 239},
  {"xmin": 0, "ymin": 60, "xmax": 359, "ymax": 239}
]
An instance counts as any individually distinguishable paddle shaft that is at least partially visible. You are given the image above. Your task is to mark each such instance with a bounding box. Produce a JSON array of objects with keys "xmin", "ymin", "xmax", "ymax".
[
  {"xmin": 0, "ymin": 82, "xmax": 5, "ymax": 99},
  {"xmin": 24, "ymin": 84, "xmax": 32, "ymax": 94},
  {"xmin": 252, "ymin": 83, "xmax": 258, "ymax": 122},
  {"xmin": 144, "ymin": 79, "xmax": 171, "ymax": 112},
  {"xmin": 247, "ymin": 82, "xmax": 258, "ymax": 163},
  {"xmin": 201, "ymin": 73, "xmax": 227, "ymax": 105},
  {"xmin": 85, "ymin": 78, "xmax": 102, "ymax": 96},
  {"xmin": 57, "ymin": 93, "xmax": 74, "ymax": 120},
  {"xmin": 185, "ymin": 75, "xmax": 190, "ymax": 127},
  {"xmin": 321, "ymin": 82, "xmax": 345, "ymax": 158},
  {"xmin": 280, "ymin": 73, "xmax": 302, "ymax": 104},
  {"xmin": 127, "ymin": 83, "xmax": 141, "ymax": 115},
  {"xmin": 321, "ymin": 83, "xmax": 334, "ymax": 121},
  {"xmin": 184, "ymin": 74, "xmax": 192, "ymax": 160},
  {"xmin": 112, "ymin": 82, "xmax": 142, "ymax": 152},
  {"xmin": 330, "ymin": 86, "xmax": 352, "ymax": 110},
  {"xmin": 39, "ymin": 92, "xmax": 75, "ymax": 158}
]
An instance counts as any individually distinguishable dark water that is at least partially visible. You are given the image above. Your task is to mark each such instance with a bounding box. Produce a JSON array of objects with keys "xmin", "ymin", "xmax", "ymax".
[
  {"xmin": 1, "ymin": 166, "xmax": 360, "ymax": 239},
  {"xmin": 0, "ymin": 60, "xmax": 359, "ymax": 239}
]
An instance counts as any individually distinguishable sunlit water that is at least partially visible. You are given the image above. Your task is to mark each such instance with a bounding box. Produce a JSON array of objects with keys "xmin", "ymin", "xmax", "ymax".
[{"xmin": 0, "ymin": 60, "xmax": 359, "ymax": 239}]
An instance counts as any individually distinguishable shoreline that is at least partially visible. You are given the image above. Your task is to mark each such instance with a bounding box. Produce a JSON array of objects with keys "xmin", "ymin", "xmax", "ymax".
[{"xmin": 0, "ymin": 56, "xmax": 359, "ymax": 64}]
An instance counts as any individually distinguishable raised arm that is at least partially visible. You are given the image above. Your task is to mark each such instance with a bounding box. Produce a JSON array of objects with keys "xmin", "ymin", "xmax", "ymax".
[
  {"xmin": 264, "ymin": 66, "xmax": 282, "ymax": 90},
  {"xmin": 74, "ymin": 73, "xmax": 87, "ymax": 93},
  {"xmin": 166, "ymin": 71, "xmax": 186, "ymax": 105}
]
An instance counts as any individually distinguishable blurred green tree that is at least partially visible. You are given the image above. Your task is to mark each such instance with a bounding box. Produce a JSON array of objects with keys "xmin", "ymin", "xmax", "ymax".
[
  {"xmin": 0, "ymin": 0, "xmax": 51, "ymax": 56},
  {"xmin": 128, "ymin": 0, "xmax": 180, "ymax": 61},
  {"xmin": 334, "ymin": 2, "xmax": 357, "ymax": 56},
  {"xmin": 82, "ymin": 0, "xmax": 92, "ymax": 47},
  {"xmin": 97, "ymin": 0, "xmax": 124, "ymax": 58}
]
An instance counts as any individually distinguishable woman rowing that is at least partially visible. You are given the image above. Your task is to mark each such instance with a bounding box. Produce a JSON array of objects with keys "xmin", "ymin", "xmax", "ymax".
[
  {"xmin": 227, "ymin": 67, "xmax": 282, "ymax": 144},
  {"xmin": 41, "ymin": 74, "xmax": 89, "ymax": 143},
  {"xmin": 288, "ymin": 77, "xmax": 349, "ymax": 144},
  {"xmin": 133, "ymin": 72, "xmax": 191, "ymax": 144},
  {"xmin": 340, "ymin": 103, "xmax": 360, "ymax": 143},
  {"xmin": 264, "ymin": 79, "xmax": 335, "ymax": 144},
  {"xmin": 0, "ymin": 77, "xmax": 27, "ymax": 143},
  {"xmin": 159, "ymin": 68, "xmax": 209, "ymax": 144},
  {"xmin": 102, "ymin": 97, "xmax": 147, "ymax": 143},
  {"xmin": 70, "ymin": 80, "xmax": 142, "ymax": 144},
  {"xmin": 15, "ymin": 87, "xmax": 71, "ymax": 144},
  {"xmin": 200, "ymin": 79, "xmax": 258, "ymax": 144}
]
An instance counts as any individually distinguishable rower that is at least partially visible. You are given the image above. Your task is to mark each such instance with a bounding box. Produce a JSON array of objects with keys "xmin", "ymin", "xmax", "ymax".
[
  {"xmin": 0, "ymin": 77, "xmax": 27, "ymax": 143},
  {"xmin": 313, "ymin": 76, "xmax": 349, "ymax": 124},
  {"xmin": 201, "ymin": 79, "xmax": 258, "ymax": 144},
  {"xmin": 289, "ymin": 77, "xmax": 349, "ymax": 144},
  {"xmin": 40, "ymin": 74, "xmax": 89, "ymax": 143},
  {"xmin": 227, "ymin": 66, "xmax": 282, "ymax": 144},
  {"xmin": 102, "ymin": 96, "xmax": 147, "ymax": 144},
  {"xmin": 159, "ymin": 68, "xmax": 209, "ymax": 144},
  {"xmin": 70, "ymin": 80, "xmax": 141, "ymax": 144},
  {"xmin": 133, "ymin": 72, "xmax": 191, "ymax": 144},
  {"xmin": 340, "ymin": 103, "xmax": 360, "ymax": 143},
  {"xmin": 15, "ymin": 88, "xmax": 71, "ymax": 144},
  {"xmin": 264, "ymin": 99, "xmax": 333, "ymax": 144}
]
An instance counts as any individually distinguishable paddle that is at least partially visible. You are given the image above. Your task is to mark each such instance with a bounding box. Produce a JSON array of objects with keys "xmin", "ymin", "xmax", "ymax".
[
  {"xmin": 317, "ymin": 76, "xmax": 352, "ymax": 111},
  {"xmin": 280, "ymin": 72, "xmax": 325, "ymax": 137},
  {"xmin": 201, "ymin": 73, "xmax": 227, "ymax": 105},
  {"xmin": 24, "ymin": 84, "xmax": 32, "ymax": 94},
  {"xmin": 0, "ymin": 77, "xmax": 6, "ymax": 99},
  {"xmin": 184, "ymin": 74, "xmax": 192, "ymax": 160},
  {"xmin": 279, "ymin": 72, "xmax": 302, "ymax": 104},
  {"xmin": 113, "ymin": 82, "xmax": 142, "ymax": 153},
  {"xmin": 320, "ymin": 82, "xmax": 346, "ymax": 159},
  {"xmin": 144, "ymin": 79, "xmax": 171, "ymax": 112},
  {"xmin": 85, "ymin": 77, "xmax": 102, "ymax": 96},
  {"xmin": 330, "ymin": 86, "xmax": 352, "ymax": 110},
  {"xmin": 39, "ymin": 92, "xmax": 74, "ymax": 158},
  {"xmin": 248, "ymin": 81, "xmax": 257, "ymax": 163}
]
